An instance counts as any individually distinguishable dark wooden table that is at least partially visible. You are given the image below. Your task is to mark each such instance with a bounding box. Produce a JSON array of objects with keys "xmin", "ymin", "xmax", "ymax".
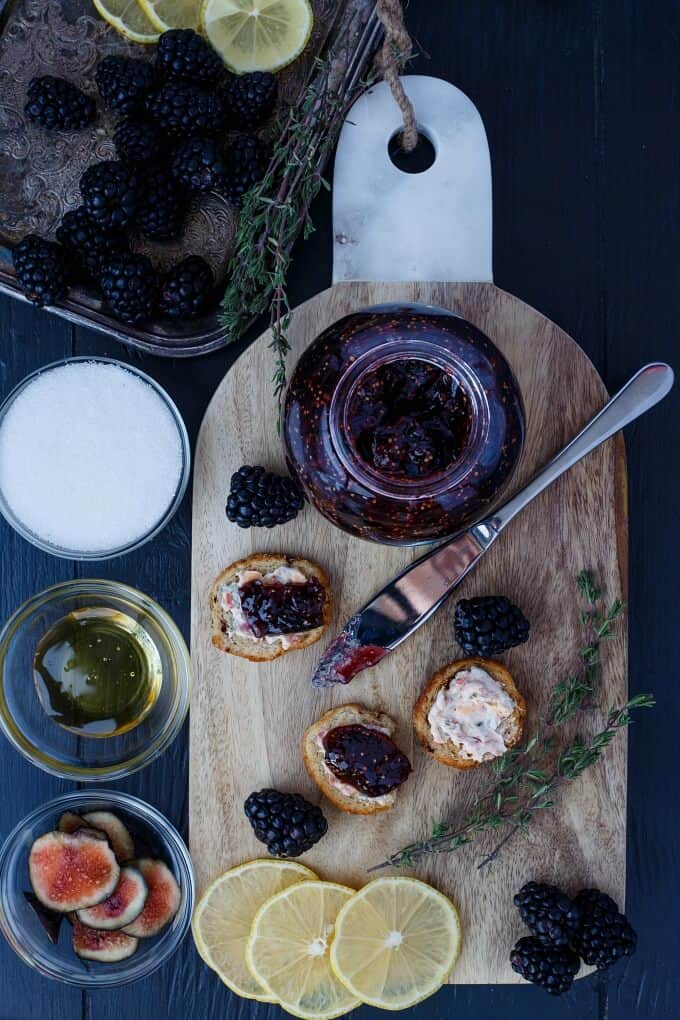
[{"xmin": 1, "ymin": 2, "xmax": 678, "ymax": 1017}]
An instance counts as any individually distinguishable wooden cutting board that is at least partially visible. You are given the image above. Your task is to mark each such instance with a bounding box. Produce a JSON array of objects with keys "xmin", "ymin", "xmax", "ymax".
[{"xmin": 190, "ymin": 79, "xmax": 627, "ymax": 985}]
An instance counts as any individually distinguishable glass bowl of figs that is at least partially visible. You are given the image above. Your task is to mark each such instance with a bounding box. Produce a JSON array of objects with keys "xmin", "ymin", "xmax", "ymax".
[{"xmin": 0, "ymin": 791, "xmax": 194, "ymax": 986}]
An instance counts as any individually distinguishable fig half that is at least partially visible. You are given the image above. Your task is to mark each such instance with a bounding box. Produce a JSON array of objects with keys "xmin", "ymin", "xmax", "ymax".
[
  {"xmin": 122, "ymin": 859, "xmax": 180, "ymax": 938},
  {"xmin": 82, "ymin": 811, "xmax": 134, "ymax": 863},
  {"xmin": 76, "ymin": 866, "xmax": 148, "ymax": 930},
  {"xmin": 72, "ymin": 918, "xmax": 138, "ymax": 962},
  {"xmin": 23, "ymin": 891, "xmax": 63, "ymax": 945},
  {"xmin": 57, "ymin": 811, "xmax": 87, "ymax": 835},
  {"xmin": 29, "ymin": 830, "xmax": 120, "ymax": 913}
]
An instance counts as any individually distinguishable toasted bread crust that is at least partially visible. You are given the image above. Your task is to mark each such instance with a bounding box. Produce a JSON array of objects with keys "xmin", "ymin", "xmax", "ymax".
[
  {"xmin": 210, "ymin": 553, "xmax": 332, "ymax": 661},
  {"xmin": 302, "ymin": 704, "xmax": 404, "ymax": 815},
  {"xmin": 413, "ymin": 657, "xmax": 526, "ymax": 769}
]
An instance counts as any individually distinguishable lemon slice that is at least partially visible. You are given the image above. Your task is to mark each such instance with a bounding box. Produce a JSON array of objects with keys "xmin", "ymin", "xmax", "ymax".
[
  {"xmin": 247, "ymin": 881, "xmax": 360, "ymax": 1020},
  {"xmin": 192, "ymin": 859, "xmax": 316, "ymax": 1001},
  {"xmin": 330, "ymin": 877, "xmax": 462, "ymax": 1010},
  {"xmin": 92, "ymin": 0, "xmax": 160, "ymax": 42},
  {"xmin": 201, "ymin": 0, "xmax": 313, "ymax": 73},
  {"xmin": 139, "ymin": 0, "xmax": 202, "ymax": 31}
]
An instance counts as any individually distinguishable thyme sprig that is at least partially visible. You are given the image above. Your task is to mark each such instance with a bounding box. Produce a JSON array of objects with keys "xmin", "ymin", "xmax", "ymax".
[
  {"xmin": 369, "ymin": 573, "xmax": 652, "ymax": 873},
  {"xmin": 220, "ymin": 53, "xmax": 378, "ymax": 427}
]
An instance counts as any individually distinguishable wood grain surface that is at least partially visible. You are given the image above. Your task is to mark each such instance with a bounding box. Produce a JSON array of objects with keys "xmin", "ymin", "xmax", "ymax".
[{"xmin": 190, "ymin": 281, "xmax": 628, "ymax": 985}]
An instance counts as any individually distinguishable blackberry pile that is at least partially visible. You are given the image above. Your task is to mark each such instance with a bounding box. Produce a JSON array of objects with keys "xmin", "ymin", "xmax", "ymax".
[
  {"xmin": 15, "ymin": 28, "xmax": 278, "ymax": 323},
  {"xmin": 510, "ymin": 881, "xmax": 637, "ymax": 996},
  {"xmin": 244, "ymin": 789, "xmax": 328, "ymax": 857},
  {"xmin": 454, "ymin": 595, "xmax": 530, "ymax": 656},
  {"xmin": 226, "ymin": 466, "xmax": 305, "ymax": 529}
]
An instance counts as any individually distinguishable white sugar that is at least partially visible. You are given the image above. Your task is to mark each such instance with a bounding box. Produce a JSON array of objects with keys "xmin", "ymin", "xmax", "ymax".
[{"xmin": 0, "ymin": 362, "xmax": 184, "ymax": 554}]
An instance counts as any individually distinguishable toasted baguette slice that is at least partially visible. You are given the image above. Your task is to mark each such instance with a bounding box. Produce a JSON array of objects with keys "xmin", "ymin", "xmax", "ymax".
[
  {"xmin": 413, "ymin": 657, "xmax": 526, "ymax": 770},
  {"xmin": 210, "ymin": 553, "xmax": 332, "ymax": 662},
  {"xmin": 302, "ymin": 703, "xmax": 408, "ymax": 815}
]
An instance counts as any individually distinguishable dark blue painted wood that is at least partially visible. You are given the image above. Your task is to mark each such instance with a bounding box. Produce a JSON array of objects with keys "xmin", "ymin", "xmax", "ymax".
[{"xmin": 1, "ymin": 1, "xmax": 679, "ymax": 1018}]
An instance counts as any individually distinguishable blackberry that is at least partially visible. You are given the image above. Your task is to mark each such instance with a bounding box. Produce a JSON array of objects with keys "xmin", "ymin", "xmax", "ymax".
[
  {"xmin": 513, "ymin": 882, "xmax": 582, "ymax": 947},
  {"xmin": 25, "ymin": 76, "xmax": 96, "ymax": 131},
  {"xmin": 226, "ymin": 465, "xmax": 304, "ymax": 528},
  {"xmin": 12, "ymin": 235, "xmax": 71, "ymax": 307},
  {"xmin": 145, "ymin": 80, "xmax": 226, "ymax": 138},
  {"xmin": 56, "ymin": 207, "xmax": 128, "ymax": 282},
  {"xmin": 222, "ymin": 71, "xmax": 277, "ymax": 129},
  {"xmin": 510, "ymin": 936, "xmax": 580, "ymax": 996},
  {"xmin": 136, "ymin": 168, "xmax": 185, "ymax": 240},
  {"xmin": 573, "ymin": 889, "xmax": 637, "ymax": 970},
  {"xmin": 100, "ymin": 253, "xmax": 159, "ymax": 325},
  {"xmin": 223, "ymin": 134, "xmax": 271, "ymax": 206},
  {"xmin": 244, "ymin": 789, "xmax": 327, "ymax": 857},
  {"xmin": 156, "ymin": 29, "xmax": 223, "ymax": 84},
  {"xmin": 80, "ymin": 160, "xmax": 140, "ymax": 231},
  {"xmin": 96, "ymin": 55, "xmax": 155, "ymax": 115},
  {"xmin": 170, "ymin": 136, "xmax": 228, "ymax": 192},
  {"xmin": 454, "ymin": 595, "xmax": 530, "ymax": 656},
  {"xmin": 114, "ymin": 117, "xmax": 165, "ymax": 164},
  {"xmin": 159, "ymin": 256, "xmax": 214, "ymax": 319}
]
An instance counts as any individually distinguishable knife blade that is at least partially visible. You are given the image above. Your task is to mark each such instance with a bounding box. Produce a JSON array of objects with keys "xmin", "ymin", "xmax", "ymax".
[{"xmin": 311, "ymin": 362, "xmax": 674, "ymax": 688}]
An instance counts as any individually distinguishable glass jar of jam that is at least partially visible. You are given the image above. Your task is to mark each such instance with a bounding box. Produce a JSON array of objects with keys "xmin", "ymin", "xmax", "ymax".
[{"xmin": 283, "ymin": 304, "xmax": 525, "ymax": 545}]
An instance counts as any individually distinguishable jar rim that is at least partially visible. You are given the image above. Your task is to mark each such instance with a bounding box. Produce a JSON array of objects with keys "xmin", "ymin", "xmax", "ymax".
[{"xmin": 329, "ymin": 339, "xmax": 490, "ymax": 500}]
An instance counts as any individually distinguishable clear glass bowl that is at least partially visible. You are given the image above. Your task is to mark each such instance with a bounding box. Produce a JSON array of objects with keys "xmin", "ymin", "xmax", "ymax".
[
  {"xmin": 0, "ymin": 580, "xmax": 191, "ymax": 780},
  {"xmin": 0, "ymin": 357, "xmax": 190, "ymax": 560},
  {"xmin": 0, "ymin": 791, "xmax": 194, "ymax": 987}
]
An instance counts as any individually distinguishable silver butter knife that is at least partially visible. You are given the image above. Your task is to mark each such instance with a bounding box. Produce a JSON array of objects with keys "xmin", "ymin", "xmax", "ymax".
[{"xmin": 312, "ymin": 362, "xmax": 674, "ymax": 687}]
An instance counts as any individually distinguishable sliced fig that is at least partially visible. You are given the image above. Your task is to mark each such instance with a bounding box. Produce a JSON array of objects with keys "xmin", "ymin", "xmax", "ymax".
[
  {"xmin": 76, "ymin": 866, "xmax": 148, "ymax": 931},
  {"xmin": 23, "ymin": 891, "xmax": 63, "ymax": 944},
  {"xmin": 72, "ymin": 918, "xmax": 138, "ymax": 962},
  {"xmin": 57, "ymin": 811, "xmax": 87, "ymax": 835},
  {"xmin": 122, "ymin": 859, "xmax": 180, "ymax": 938},
  {"xmin": 82, "ymin": 811, "xmax": 134, "ymax": 863},
  {"xmin": 29, "ymin": 830, "xmax": 120, "ymax": 913}
]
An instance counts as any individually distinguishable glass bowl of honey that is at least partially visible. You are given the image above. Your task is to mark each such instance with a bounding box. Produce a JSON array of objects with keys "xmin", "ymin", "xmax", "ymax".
[{"xmin": 0, "ymin": 580, "xmax": 191, "ymax": 780}]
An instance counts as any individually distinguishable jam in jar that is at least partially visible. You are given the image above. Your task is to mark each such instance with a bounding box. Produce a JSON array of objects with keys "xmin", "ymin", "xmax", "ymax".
[{"xmin": 283, "ymin": 304, "xmax": 525, "ymax": 545}]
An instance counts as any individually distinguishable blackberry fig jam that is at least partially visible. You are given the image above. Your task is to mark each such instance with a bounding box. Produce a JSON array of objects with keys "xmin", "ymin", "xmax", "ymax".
[
  {"xmin": 323, "ymin": 724, "xmax": 412, "ymax": 797},
  {"xmin": 283, "ymin": 304, "xmax": 525, "ymax": 544},
  {"xmin": 239, "ymin": 577, "xmax": 325, "ymax": 637}
]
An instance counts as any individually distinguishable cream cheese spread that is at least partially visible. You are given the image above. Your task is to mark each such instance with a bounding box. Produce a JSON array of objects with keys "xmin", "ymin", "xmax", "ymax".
[
  {"xmin": 220, "ymin": 566, "xmax": 309, "ymax": 649},
  {"xmin": 427, "ymin": 665, "xmax": 515, "ymax": 761}
]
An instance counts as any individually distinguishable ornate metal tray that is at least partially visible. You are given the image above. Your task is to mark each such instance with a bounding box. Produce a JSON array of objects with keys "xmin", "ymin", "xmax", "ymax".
[{"xmin": 0, "ymin": 0, "xmax": 381, "ymax": 356}]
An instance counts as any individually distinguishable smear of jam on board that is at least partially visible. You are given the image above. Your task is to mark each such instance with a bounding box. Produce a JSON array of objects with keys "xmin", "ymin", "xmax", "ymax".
[
  {"xmin": 323, "ymin": 724, "xmax": 412, "ymax": 797},
  {"xmin": 240, "ymin": 577, "xmax": 326, "ymax": 637},
  {"xmin": 347, "ymin": 359, "xmax": 471, "ymax": 479},
  {"xmin": 311, "ymin": 617, "xmax": 387, "ymax": 687}
]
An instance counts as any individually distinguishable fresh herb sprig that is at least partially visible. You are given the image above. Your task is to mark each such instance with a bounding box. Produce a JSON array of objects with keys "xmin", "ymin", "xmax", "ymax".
[
  {"xmin": 370, "ymin": 572, "xmax": 652, "ymax": 873},
  {"xmin": 220, "ymin": 53, "xmax": 377, "ymax": 426}
]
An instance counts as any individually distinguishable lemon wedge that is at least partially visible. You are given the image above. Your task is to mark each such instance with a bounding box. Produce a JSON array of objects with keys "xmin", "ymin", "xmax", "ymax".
[
  {"xmin": 92, "ymin": 0, "xmax": 160, "ymax": 42},
  {"xmin": 330, "ymin": 877, "xmax": 462, "ymax": 1010},
  {"xmin": 192, "ymin": 859, "xmax": 316, "ymax": 1001},
  {"xmin": 246, "ymin": 881, "xmax": 360, "ymax": 1020},
  {"xmin": 139, "ymin": 0, "xmax": 202, "ymax": 31},
  {"xmin": 201, "ymin": 0, "xmax": 313, "ymax": 73}
]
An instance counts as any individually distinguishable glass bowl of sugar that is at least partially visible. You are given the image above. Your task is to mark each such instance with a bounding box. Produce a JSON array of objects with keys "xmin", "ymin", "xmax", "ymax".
[{"xmin": 0, "ymin": 358, "xmax": 190, "ymax": 559}]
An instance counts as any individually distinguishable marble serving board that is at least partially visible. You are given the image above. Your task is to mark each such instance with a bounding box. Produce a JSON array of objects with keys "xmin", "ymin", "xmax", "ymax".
[{"xmin": 189, "ymin": 79, "xmax": 628, "ymax": 985}]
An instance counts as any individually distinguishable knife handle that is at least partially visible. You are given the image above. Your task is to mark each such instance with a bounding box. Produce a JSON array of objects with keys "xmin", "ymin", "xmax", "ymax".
[{"xmin": 480, "ymin": 362, "xmax": 674, "ymax": 537}]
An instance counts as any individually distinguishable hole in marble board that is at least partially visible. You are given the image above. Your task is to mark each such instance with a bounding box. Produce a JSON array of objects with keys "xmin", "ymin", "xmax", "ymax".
[{"xmin": 388, "ymin": 129, "xmax": 436, "ymax": 174}]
